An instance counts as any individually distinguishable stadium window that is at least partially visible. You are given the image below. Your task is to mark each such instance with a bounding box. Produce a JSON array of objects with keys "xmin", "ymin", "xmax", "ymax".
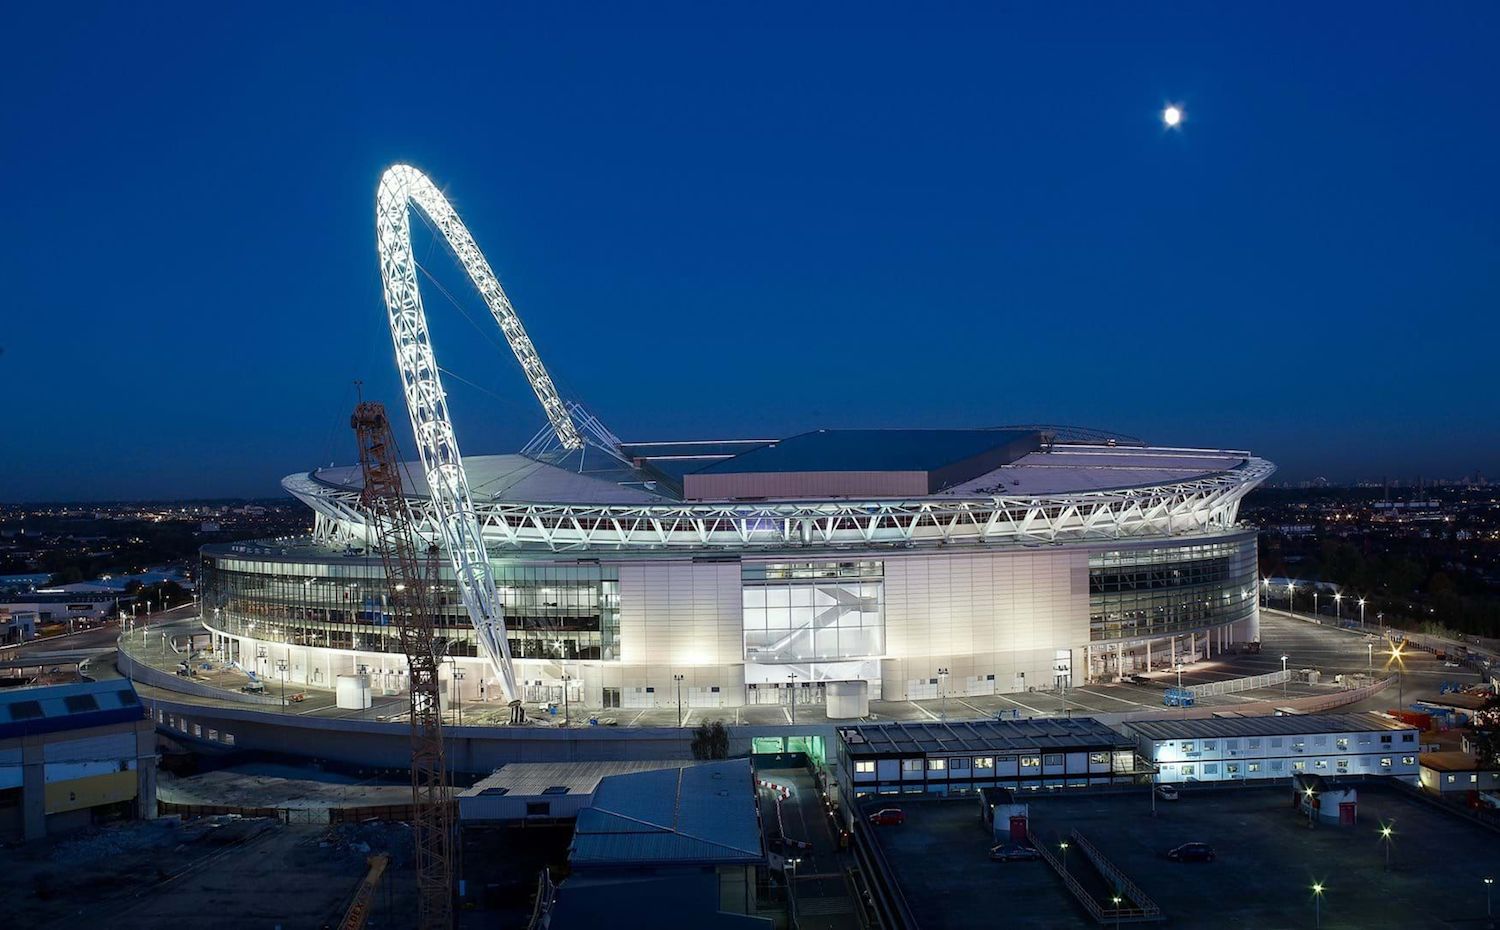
[
  {"xmin": 1402, "ymin": 733, "xmax": 1415, "ymax": 743},
  {"xmin": 1181, "ymin": 764, "xmax": 1195, "ymax": 777},
  {"xmin": 1292, "ymin": 761, "xmax": 1306, "ymax": 772},
  {"xmin": 950, "ymin": 757, "xmax": 969, "ymax": 770},
  {"xmin": 974, "ymin": 757, "xmax": 994, "ymax": 770},
  {"xmin": 1247, "ymin": 762, "xmax": 1260, "ymax": 773},
  {"xmin": 1380, "ymin": 757, "xmax": 1392, "ymax": 768},
  {"xmin": 1089, "ymin": 752, "xmax": 1109, "ymax": 766},
  {"xmin": 855, "ymin": 761, "xmax": 875, "ymax": 774},
  {"xmin": 1181, "ymin": 741, "xmax": 1194, "ymax": 754},
  {"xmin": 1401, "ymin": 756, "xmax": 1414, "ymax": 765},
  {"xmin": 1335, "ymin": 738, "xmax": 1349, "ymax": 751},
  {"xmin": 1204, "ymin": 763, "xmax": 1219, "ymax": 775},
  {"xmin": 1020, "ymin": 757, "xmax": 1040, "ymax": 769},
  {"xmin": 1043, "ymin": 754, "xmax": 1063, "ymax": 767},
  {"xmin": 928, "ymin": 759, "xmax": 946, "ymax": 772},
  {"xmin": 1380, "ymin": 735, "xmax": 1392, "ymax": 744},
  {"xmin": 902, "ymin": 759, "xmax": 923, "ymax": 773}
]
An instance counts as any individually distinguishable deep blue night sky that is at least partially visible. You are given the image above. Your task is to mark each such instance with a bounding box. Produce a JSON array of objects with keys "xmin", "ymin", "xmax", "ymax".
[{"xmin": 3, "ymin": 4, "xmax": 1497, "ymax": 501}]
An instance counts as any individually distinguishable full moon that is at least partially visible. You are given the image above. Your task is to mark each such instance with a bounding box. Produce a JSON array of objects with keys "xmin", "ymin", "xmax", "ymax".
[{"xmin": 1163, "ymin": 105, "xmax": 1183, "ymax": 127}]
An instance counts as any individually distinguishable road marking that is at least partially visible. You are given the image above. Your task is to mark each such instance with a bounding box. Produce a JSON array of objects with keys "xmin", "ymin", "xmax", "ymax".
[
  {"xmin": 957, "ymin": 699, "xmax": 989, "ymax": 718},
  {"xmin": 910, "ymin": 701, "xmax": 940, "ymax": 721},
  {"xmin": 782, "ymin": 706, "xmax": 793, "ymax": 724},
  {"xmin": 1084, "ymin": 688, "xmax": 1148, "ymax": 708},
  {"xmin": 681, "ymin": 709, "xmax": 694, "ymax": 728},
  {"xmin": 629, "ymin": 709, "xmax": 649, "ymax": 726},
  {"xmin": 994, "ymin": 693, "xmax": 1047, "ymax": 716}
]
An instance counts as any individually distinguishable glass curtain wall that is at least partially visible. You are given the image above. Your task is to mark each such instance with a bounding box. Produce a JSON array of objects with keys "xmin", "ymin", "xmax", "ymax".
[
  {"xmin": 1088, "ymin": 538, "xmax": 1257, "ymax": 642},
  {"xmin": 742, "ymin": 561, "xmax": 884, "ymax": 664},
  {"xmin": 201, "ymin": 552, "xmax": 618, "ymax": 661}
]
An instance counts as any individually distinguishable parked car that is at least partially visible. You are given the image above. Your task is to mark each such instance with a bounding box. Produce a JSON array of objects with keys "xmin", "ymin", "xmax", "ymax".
[
  {"xmin": 1166, "ymin": 842, "xmax": 1215, "ymax": 862},
  {"xmin": 1129, "ymin": 675, "xmax": 1152, "ymax": 685},
  {"xmin": 1155, "ymin": 785, "xmax": 1180, "ymax": 801},
  {"xmin": 990, "ymin": 844, "xmax": 1042, "ymax": 862},
  {"xmin": 868, "ymin": 808, "xmax": 906, "ymax": 826}
]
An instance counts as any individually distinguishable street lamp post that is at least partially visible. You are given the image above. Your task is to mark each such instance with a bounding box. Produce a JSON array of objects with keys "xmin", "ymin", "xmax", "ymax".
[
  {"xmin": 1367, "ymin": 643, "xmax": 1373, "ymax": 672},
  {"xmin": 1281, "ymin": 655, "xmax": 1290, "ymax": 696},
  {"xmin": 788, "ymin": 672, "xmax": 798, "ymax": 725},
  {"xmin": 1359, "ymin": 598, "xmax": 1367, "ymax": 629},
  {"xmin": 1060, "ymin": 841, "xmax": 1069, "ymax": 875},
  {"xmin": 1313, "ymin": 590, "xmax": 1319, "ymax": 619},
  {"xmin": 561, "ymin": 673, "xmax": 571, "ymax": 725},
  {"xmin": 453, "ymin": 667, "xmax": 465, "ymax": 726},
  {"xmin": 1112, "ymin": 895, "xmax": 1123, "ymax": 930},
  {"xmin": 275, "ymin": 657, "xmax": 288, "ymax": 708},
  {"xmin": 1333, "ymin": 592, "xmax": 1342, "ymax": 623},
  {"xmin": 674, "ymin": 674, "xmax": 685, "ymax": 728},
  {"xmin": 1312, "ymin": 883, "xmax": 1324, "ymax": 929},
  {"xmin": 937, "ymin": 667, "xmax": 949, "ymax": 721},
  {"xmin": 1379, "ymin": 823, "xmax": 1393, "ymax": 871},
  {"xmin": 1287, "ymin": 582, "xmax": 1296, "ymax": 614},
  {"xmin": 1484, "ymin": 876, "xmax": 1493, "ymax": 920}
]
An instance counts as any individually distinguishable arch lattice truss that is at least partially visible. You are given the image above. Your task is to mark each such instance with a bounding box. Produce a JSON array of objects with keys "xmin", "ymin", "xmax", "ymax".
[{"xmin": 374, "ymin": 164, "xmax": 580, "ymax": 702}]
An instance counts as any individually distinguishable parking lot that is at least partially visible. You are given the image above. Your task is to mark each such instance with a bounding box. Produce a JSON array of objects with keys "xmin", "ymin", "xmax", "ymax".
[{"xmin": 876, "ymin": 785, "xmax": 1500, "ymax": 929}]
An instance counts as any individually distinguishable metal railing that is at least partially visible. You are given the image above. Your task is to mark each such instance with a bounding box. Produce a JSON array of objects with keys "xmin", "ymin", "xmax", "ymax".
[
  {"xmin": 1029, "ymin": 826, "xmax": 1108, "ymax": 923},
  {"xmin": 1068, "ymin": 829, "xmax": 1163, "ymax": 922},
  {"xmin": 1187, "ymin": 669, "xmax": 1289, "ymax": 697}
]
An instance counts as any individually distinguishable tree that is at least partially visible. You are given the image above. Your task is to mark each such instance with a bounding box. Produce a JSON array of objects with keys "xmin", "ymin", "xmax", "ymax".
[{"xmin": 690, "ymin": 720, "xmax": 730, "ymax": 760}]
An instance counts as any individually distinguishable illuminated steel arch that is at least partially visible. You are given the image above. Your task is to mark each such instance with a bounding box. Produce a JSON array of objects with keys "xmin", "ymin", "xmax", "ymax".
[{"xmin": 375, "ymin": 164, "xmax": 577, "ymax": 702}]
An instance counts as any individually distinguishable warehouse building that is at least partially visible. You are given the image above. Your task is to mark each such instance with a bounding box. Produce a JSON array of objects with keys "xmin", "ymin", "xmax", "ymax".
[
  {"xmin": 0, "ymin": 679, "xmax": 158, "ymax": 840},
  {"xmin": 540, "ymin": 758, "xmax": 769, "ymax": 930},
  {"xmin": 1127, "ymin": 713, "xmax": 1421, "ymax": 784}
]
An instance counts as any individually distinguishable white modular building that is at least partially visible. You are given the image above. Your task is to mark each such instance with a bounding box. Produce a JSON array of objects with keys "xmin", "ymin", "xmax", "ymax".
[{"xmin": 1127, "ymin": 713, "xmax": 1422, "ymax": 785}]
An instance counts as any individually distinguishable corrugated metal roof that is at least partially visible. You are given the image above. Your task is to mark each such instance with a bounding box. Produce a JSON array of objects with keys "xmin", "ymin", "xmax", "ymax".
[
  {"xmin": 459, "ymin": 760, "xmax": 692, "ymax": 799},
  {"xmin": 1127, "ymin": 712, "xmax": 1415, "ymax": 743},
  {"xmin": 839, "ymin": 717, "xmax": 1130, "ymax": 757},
  {"xmin": 569, "ymin": 759, "xmax": 763, "ymax": 867}
]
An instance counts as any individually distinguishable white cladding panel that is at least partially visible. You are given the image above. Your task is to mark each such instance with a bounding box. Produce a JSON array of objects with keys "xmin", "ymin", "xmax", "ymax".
[
  {"xmin": 619, "ymin": 561, "xmax": 742, "ymax": 667},
  {"xmin": 881, "ymin": 548, "xmax": 1089, "ymax": 699}
]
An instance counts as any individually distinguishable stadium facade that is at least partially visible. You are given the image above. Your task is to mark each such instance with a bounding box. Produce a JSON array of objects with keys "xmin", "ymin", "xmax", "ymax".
[{"xmin": 197, "ymin": 166, "xmax": 1274, "ymax": 715}]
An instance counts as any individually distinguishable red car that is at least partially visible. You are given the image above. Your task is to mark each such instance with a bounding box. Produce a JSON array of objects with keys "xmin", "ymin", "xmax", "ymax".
[{"xmin": 868, "ymin": 808, "xmax": 905, "ymax": 826}]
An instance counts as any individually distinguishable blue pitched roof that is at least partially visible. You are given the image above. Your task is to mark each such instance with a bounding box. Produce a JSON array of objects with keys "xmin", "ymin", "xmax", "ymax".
[
  {"xmin": 0, "ymin": 679, "xmax": 144, "ymax": 739},
  {"xmin": 570, "ymin": 759, "xmax": 764, "ymax": 867}
]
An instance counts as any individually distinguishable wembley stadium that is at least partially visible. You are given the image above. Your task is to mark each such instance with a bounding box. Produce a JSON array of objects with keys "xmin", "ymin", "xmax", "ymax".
[{"xmin": 195, "ymin": 165, "xmax": 1275, "ymax": 717}]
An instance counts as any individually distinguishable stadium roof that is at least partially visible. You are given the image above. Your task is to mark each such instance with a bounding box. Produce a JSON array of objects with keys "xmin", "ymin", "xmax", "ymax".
[
  {"xmin": 689, "ymin": 429, "xmax": 1039, "ymax": 475},
  {"xmin": 569, "ymin": 758, "xmax": 763, "ymax": 867}
]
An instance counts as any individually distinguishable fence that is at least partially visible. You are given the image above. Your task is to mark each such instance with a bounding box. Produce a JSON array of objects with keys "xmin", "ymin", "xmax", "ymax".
[
  {"xmin": 158, "ymin": 800, "xmax": 324, "ymax": 823},
  {"xmin": 1187, "ymin": 669, "xmax": 1289, "ymax": 698},
  {"xmin": 1068, "ymin": 829, "xmax": 1163, "ymax": 922}
]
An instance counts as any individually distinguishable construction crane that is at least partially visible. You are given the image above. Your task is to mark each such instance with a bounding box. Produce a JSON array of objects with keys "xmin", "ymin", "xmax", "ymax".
[
  {"xmin": 337, "ymin": 853, "xmax": 391, "ymax": 930},
  {"xmin": 351, "ymin": 400, "xmax": 455, "ymax": 930}
]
